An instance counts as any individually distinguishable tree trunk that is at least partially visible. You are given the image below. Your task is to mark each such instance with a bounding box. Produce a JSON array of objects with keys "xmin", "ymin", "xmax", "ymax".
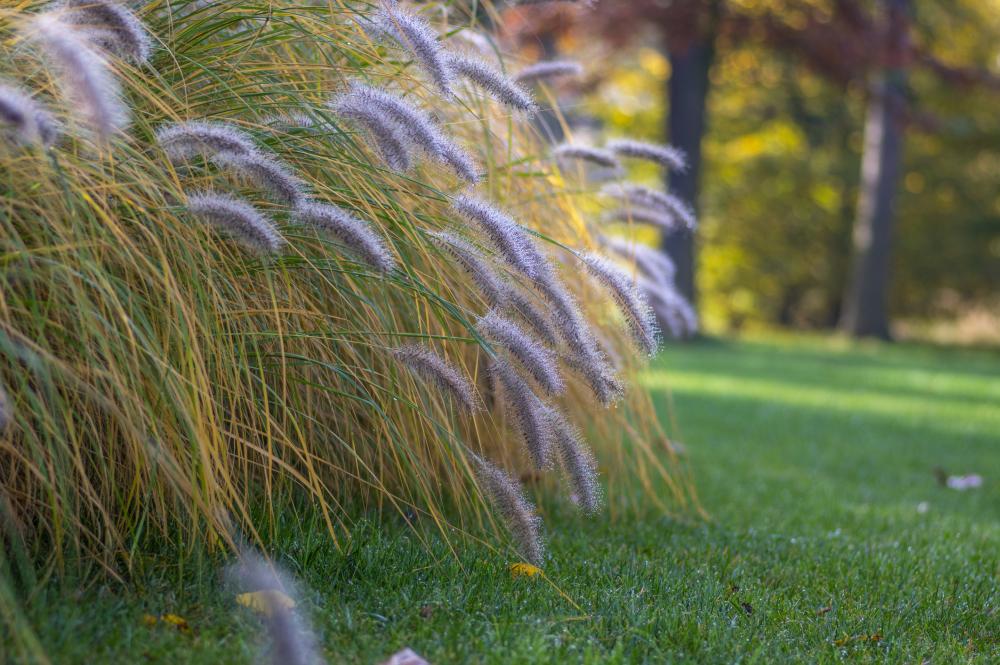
[
  {"xmin": 665, "ymin": 38, "xmax": 715, "ymax": 308},
  {"xmin": 839, "ymin": 0, "xmax": 911, "ymax": 339}
]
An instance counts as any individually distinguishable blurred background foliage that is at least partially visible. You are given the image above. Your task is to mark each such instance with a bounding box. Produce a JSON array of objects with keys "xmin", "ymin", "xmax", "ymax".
[{"xmin": 498, "ymin": 0, "xmax": 1000, "ymax": 342}]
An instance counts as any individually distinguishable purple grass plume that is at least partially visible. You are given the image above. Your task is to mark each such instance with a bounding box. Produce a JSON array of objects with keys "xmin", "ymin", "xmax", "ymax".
[
  {"xmin": 469, "ymin": 453, "xmax": 544, "ymax": 565},
  {"xmin": 226, "ymin": 550, "xmax": 322, "ymax": 665},
  {"xmin": 581, "ymin": 253, "xmax": 660, "ymax": 356},
  {"xmin": 428, "ymin": 231, "xmax": 508, "ymax": 306},
  {"xmin": 600, "ymin": 236, "xmax": 677, "ymax": 287},
  {"xmin": 293, "ymin": 202, "xmax": 395, "ymax": 273},
  {"xmin": 545, "ymin": 406, "xmax": 601, "ymax": 513},
  {"xmin": 156, "ymin": 121, "xmax": 258, "ymax": 162},
  {"xmin": 334, "ymin": 83, "xmax": 479, "ymax": 182},
  {"xmin": 392, "ymin": 344, "xmax": 482, "ymax": 413},
  {"xmin": 210, "ymin": 151, "xmax": 307, "ymax": 207},
  {"xmin": 602, "ymin": 183, "xmax": 697, "ymax": 230},
  {"xmin": 488, "ymin": 358, "xmax": 553, "ymax": 469},
  {"xmin": 607, "ymin": 139, "xmax": 687, "ymax": 172},
  {"xmin": 0, "ymin": 82, "xmax": 59, "ymax": 146},
  {"xmin": 446, "ymin": 53, "xmax": 535, "ymax": 112},
  {"xmin": 28, "ymin": 12, "xmax": 128, "ymax": 139},
  {"xmin": 640, "ymin": 280, "xmax": 698, "ymax": 340},
  {"xmin": 514, "ymin": 60, "xmax": 583, "ymax": 84},
  {"xmin": 601, "ymin": 207, "xmax": 684, "ymax": 234},
  {"xmin": 553, "ymin": 143, "xmax": 621, "ymax": 170},
  {"xmin": 478, "ymin": 310, "xmax": 563, "ymax": 394},
  {"xmin": 330, "ymin": 95, "xmax": 412, "ymax": 172},
  {"xmin": 60, "ymin": 0, "xmax": 153, "ymax": 64},
  {"xmin": 451, "ymin": 194, "xmax": 538, "ymax": 279},
  {"xmin": 529, "ymin": 263, "xmax": 623, "ymax": 405},
  {"xmin": 376, "ymin": 3, "xmax": 452, "ymax": 94},
  {"xmin": 186, "ymin": 191, "xmax": 284, "ymax": 254},
  {"xmin": 506, "ymin": 289, "xmax": 559, "ymax": 347}
]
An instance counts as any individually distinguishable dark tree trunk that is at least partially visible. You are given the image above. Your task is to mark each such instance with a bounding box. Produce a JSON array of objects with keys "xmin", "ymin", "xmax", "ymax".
[
  {"xmin": 839, "ymin": 0, "xmax": 911, "ymax": 339},
  {"xmin": 665, "ymin": 38, "xmax": 715, "ymax": 307}
]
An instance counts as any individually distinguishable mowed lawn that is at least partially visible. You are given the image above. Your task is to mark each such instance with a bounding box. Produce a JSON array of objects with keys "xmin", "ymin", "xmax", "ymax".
[{"xmin": 9, "ymin": 335, "xmax": 999, "ymax": 663}]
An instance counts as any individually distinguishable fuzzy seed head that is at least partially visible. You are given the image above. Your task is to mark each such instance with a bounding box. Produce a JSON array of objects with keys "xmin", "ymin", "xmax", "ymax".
[
  {"xmin": 428, "ymin": 231, "xmax": 508, "ymax": 307},
  {"xmin": 553, "ymin": 143, "xmax": 620, "ymax": 170},
  {"xmin": 61, "ymin": 0, "xmax": 153, "ymax": 63},
  {"xmin": 157, "ymin": 121, "xmax": 258, "ymax": 162},
  {"xmin": 28, "ymin": 12, "xmax": 128, "ymax": 139},
  {"xmin": 607, "ymin": 139, "xmax": 687, "ymax": 172},
  {"xmin": 293, "ymin": 202, "xmax": 396, "ymax": 273},
  {"xmin": 376, "ymin": 4, "xmax": 452, "ymax": 94},
  {"xmin": 452, "ymin": 195, "xmax": 538, "ymax": 279},
  {"xmin": 186, "ymin": 191, "xmax": 284, "ymax": 254},
  {"xmin": 582, "ymin": 253, "xmax": 660, "ymax": 356},
  {"xmin": 211, "ymin": 151, "xmax": 307, "ymax": 207},
  {"xmin": 488, "ymin": 359, "xmax": 553, "ymax": 469},
  {"xmin": 227, "ymin": 551, "xmax": 319, "ymax": 665},
  {"xmin": 478, "ymin": 310, "xmax": 563, "ymax": 394},
  {"xmin": 602, "ymin": 183, "xmax": 697, "ymax": 230},
  {"xmin": 641, "ymin": 280, "xmax": 698, "ymax": 340},
  {"xmin": 545, "ymin": 406, "xmax": 601, "ymax": 513},
  {"xmin": 469, "ymin": 453, "xmax": 544, "ymax": 565},
  {"xmin": 446, "ymin": 53, "xmax": 536, "ymax": 112},
  {"xmin": 0, "ymin": 82, "xmax": 59, "ymax": 146},
  {"xmin": 331, "ymin": 96, "xmax": 412, "ymax": 172},
  {"xmin": 514, "ymin": 60, "xmax": 583, "ymax": 84},
  {"xmin": 600, "ymin": 236, "xmax": 677, "ymax": 287},
  {"xmin": 601, "ymin": 207, "xmax": 683, "ymax": 234},
  {"xmin": 505, "ymin": 290, "xmax": 559, "ymax": 347},
  {"xmin": 392, "ymin": 344, "xmax": 481, "ymax": 413}
]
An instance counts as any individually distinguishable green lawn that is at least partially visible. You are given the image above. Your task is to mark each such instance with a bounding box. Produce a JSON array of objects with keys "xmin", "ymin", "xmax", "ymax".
[{"xmin": 7, "ymin": 335, "xmax": 999, "ymax": 663}]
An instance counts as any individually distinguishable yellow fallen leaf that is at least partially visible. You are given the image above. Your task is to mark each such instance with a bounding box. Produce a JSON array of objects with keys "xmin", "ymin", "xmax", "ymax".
[
  {"xmin": 160, "ymin": 614, "xmax": 190, "ymax": 632},
  {"xmin": 236, "ymin": 589, "xmax": 296, "ymax": 617},
  {"xmin": 141, "ymin": 614, "xmax": 158, "ymax": 627},
  {"xmin": 510, "ymin": 562, "xmax": 542, "ymax": 578}
]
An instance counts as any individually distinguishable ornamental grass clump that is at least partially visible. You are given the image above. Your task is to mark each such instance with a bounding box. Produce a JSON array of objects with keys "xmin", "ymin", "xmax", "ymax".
[{"xmin": 0, "ymin": 6, "xmax": 698, "ymax": 646}]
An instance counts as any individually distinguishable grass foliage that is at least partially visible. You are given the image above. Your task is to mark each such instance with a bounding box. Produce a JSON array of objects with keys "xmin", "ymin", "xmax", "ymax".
[{"xmin": 0, "ymin": 0, "xmax": 697, "ymax": 609}]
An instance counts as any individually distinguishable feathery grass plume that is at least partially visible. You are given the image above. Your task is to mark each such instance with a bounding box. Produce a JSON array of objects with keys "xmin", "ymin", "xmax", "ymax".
[
  {"xmin": 478, "ymin": 310, "xmax": 563, "ymax": 394},
  {"xmin": 469, "ymin": 453, "xmax": 544, "ymax": 565},
  {"xmin": 446, "ymin": 53, "xmax": 536, "ymax": 112},
  {"xmin": 337, "ymin": 83, "xmax": 480, "ymax": 182},
  {"xmin": 602, "ymin": 183, "xmax": 698, "ymax": 230},
  {"xmin": 514, "ymin": 60, "xmax": 583, "ymax": 84},
  {"xmin": 528, "ymin": 262, "xmax": 623, "ymax": 405},
  {"xmin": 329, "ymin": 95, "xmax": 412, "ymax": 172},
  {"xmin": 293, "ymin": 202, "xmax": 396, "ymax": 273},
  {"xmin": 581, "ymin": 253, "xmax": 660, "ymax": 356},
  {"xmin": 210, "ymin": 151, "xmax": 308, "ymax": 207},
  {"xmin": 186, "ymin": 191, "xmax": 284, "ymax": 254},
  {"xmin": 601, "ymin": 207, "xmax": 683, "ymax": 234},
  {"xmin": 488, "ymin": 359, "xmax": 553, "ymax": 468},
  {"xmin": 552, "ymin": 143, "xmax": 621, "ymax": 170},
  {"xmin": 263, "ymin": 112, "xmax": 315, "ymax": 129},
  {"xmin": 156, "ymin": 121, "xmax": 257, "ymax": 162},
  {"xmin": 544, "ymin": 405, "xmax": 601, "ymax": 513},
  {"xmin": 607, "ymin": 139, "xmax": 687, "ymax": 172},
  {"xmin": 452, "ymin": 194, "xmax": 538, "ymax": 279},
  {"xmin": 60, "ymin": 0, "xmax": 152, "ymax": 64},
  {"xmin": 376, "ymin": 2, "xmax": 452, "ymax": 94},
  {"xmin": 428, "ymin": 231, "xmax": 508, "ymax": 306},
  {"xmin": 641, "ymin": 280, "xmax": 698, "ymax": 339},
  {"xmin": 0, "ymin": 83, "xmax": 59, "ymax": 146},
  {"xmin": 392, "ymin": 345, "xmax": 481, "ymax": 413},
  {"xmin": 506, "ymin": 289, "xmax": 559, "ymax": 347},
  {"xmin": 600, "ymin": 236, "xmax": 677, "ymax": 286},
  {"xmin": 227, "ymin": 550, "xmax": 322, "ymax": 665},
  {"xmin": 27, "ymin": 12, "xmax": 128, "ymax": 139}
]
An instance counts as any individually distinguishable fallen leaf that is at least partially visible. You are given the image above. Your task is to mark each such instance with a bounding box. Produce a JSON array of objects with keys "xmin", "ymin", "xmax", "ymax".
[
  {"xmin": 509, "ymin": 562, "xmax": 542, "ymax": 578},
  {"xmin": 816, "ymin": 606, "xmax": 832, "ymax": 616},
  {"xmin": 236, "ymin": 589, "xmax": 296, "ymax": 617},
  {"xmin": 160, "ymin": 614, "xmax": 190, "ymax": 633},
  {"xmin": 381, "ymin": 647, "xmax": 429, "ymax": 665},
  {"xmin": 141, "ymin": 614, "xmax": 158, "ymax": 627},
  {"xmin": 869, "ymin": 632, "xmax": 882, "ymax": 642}
]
